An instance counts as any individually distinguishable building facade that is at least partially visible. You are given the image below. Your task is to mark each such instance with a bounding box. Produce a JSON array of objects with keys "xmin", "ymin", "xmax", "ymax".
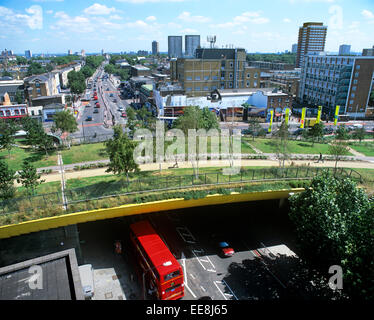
[
  {"xmin": 168, "ymin": 36, "xmax": 183, "ymax": 58},
  {"xmin": 0, "ymin": 104, "xmax": 28, "ymax": 119},
  {"xmin": 171, "ymin": 48, "xmax": 261, "ymax": 97},
  {"xmin": 185, "ymin": 35, "xmax": 200, "ymax": 57},
  {"xmin": 152, "ymin": 41, "xmax": 159, "ymax": 55},
  {"xmin": 24, "ymin": 73, "xmax": 61, "ymax": 102},
  {"xmin": 339, "ymin": 44, "xmax": 351, "ymax": 56},
  {"xmin": 25, "ymin": 50, "xmax": 32, "ymax": 59},
  {"xmin": 292, "ymin": 44, "xmax": 298, "ymax": 54},
  {"xmin": 362, "ymin": 46, "xmax": 374, "ymax": 56},
  {"xmin": 296, "ymin": 22, "xmax": 327, "ymax": 68},
  {"xmin": 299, "ymin": 53, "xmax": 374, "ymax": 118}
]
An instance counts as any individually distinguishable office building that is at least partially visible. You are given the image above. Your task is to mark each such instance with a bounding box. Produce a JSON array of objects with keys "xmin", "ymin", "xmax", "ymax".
[
  {"xmin": 296, "ymin": 22, "xmax": 327, "ymax": 68},
  {"xmin": 339, "ymin": 44, "xmax": 351, "ymax": 56},
  {"xmin": 298, "ymin": 52, "xmax": 374, "ymax": 118},
  {"xmin": 185, "ymin": 35, "xmax": 200, "ymax": 57},
  {"xmin": 362, "ymin": 45, "xmax": 374, "ymax": 56},
  {"xmin": 68, "ymin": 49, "xmax": 72, "ymax": 55},
  {"xmin": 152, "ymin": 41, "xmax": 159, "ymax": 55},
  {"xmin": 292, "ymin": 44, "xmax": 298, "ymax": 54},
  {"xmin": 168, "ymin": 36, "xmax": 183, "ymax": 58},
  {"xmin": 171, "ymin": 48, "xmax": 261, "ymax": 97},
  {"xmin": 25, "ymin": 50, "xmax": 32, "ymax": 59}
]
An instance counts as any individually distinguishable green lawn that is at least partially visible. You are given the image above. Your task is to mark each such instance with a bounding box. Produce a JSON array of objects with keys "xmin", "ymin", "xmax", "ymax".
[
  {"xmin": 246, "ymin": 138, "xmax": 352, "ymax": 155},
  {"xmin": 61, "ymin": 143, "xmax": 107, "ymax": 165},
  {"xmin": 0, "ymin": 146, "xmax": 58, "ymax": 171},
  {"xmin": 349, "ymin": 142, "xmax": 374, "ymax": 157},
  {"xmin": 16, "ymin": 181, "xmax": 61, "ymax": 197}
]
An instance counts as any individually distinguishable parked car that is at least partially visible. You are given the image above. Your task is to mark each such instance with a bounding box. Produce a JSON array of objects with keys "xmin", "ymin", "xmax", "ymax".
[
  {"xmin": 110, "ymin": 93, "xmax": 114, "ymax": 97},
  {"xmin": 95, "ymin": 102, "xmax": 100, "ymax": 108},
  {"xmin": 218, "ymin": 242, "xmax": 235, "ymax": 257},
  {"xmin": 93, "ymin": 109, "xmax": 99, "ymax": 114},
  {"xmin": 113, "ymin": 99, "xmax": 117, "ymax": 103},
  {"xmin": 121, "ymin": 112, "xmax": 127, "ymax": 118},
  {"xmin": 86, "ymin": 116, "xmax": 92, "ymax": 121},
  {"xmin": 78, "ymin": 264, "xmax": 94, "ymax": 300}
]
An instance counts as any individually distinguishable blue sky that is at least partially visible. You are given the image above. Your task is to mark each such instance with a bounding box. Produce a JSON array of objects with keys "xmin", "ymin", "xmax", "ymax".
[{"xmin": 0, "ymin": 0, "xmax": 374, "ymax": 54}]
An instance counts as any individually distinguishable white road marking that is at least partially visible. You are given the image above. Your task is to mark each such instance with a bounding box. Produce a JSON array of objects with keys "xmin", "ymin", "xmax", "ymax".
[
  {"xmin": 181, "ymin": 252, "xmax": 197, "ymax": 299},
  {"xmin": 200, "ymin": 285, "xmax": 206, "ymax": 292},
  {"xmin": 192, "ymin": 250, "xmax": 206, "ymax": 270},
  {"xmin": 222, "ymin": 279, "xmax": 239, "ymax": 300},
  {"xmin": 213, "ymin": 281, "xmax": 232, "ymax": 300},
  {"xmin": 189, "ymin": 273, "xmax": 196, "ymax": 280}
]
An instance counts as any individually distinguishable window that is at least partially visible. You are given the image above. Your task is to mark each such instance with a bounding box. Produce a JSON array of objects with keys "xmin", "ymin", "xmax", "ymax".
[
  {"xmin": 0, "ymin": 111, "xmax": 4, "ymax": 116},
  {"xmin": 38, "ymin": 110, "xmax": 42, "ymax": 115},
  {"xmin": 35, "ymin": 82, "xmax": 40, "ymax": 87},
  {"xmin": 204, "ymin": 76, "xmax": 209, "ymax": 81},
  {"xmin": 353, "ymin": 80, "xmax": 358, "ymax": 84},
  {"xmin": 351, "ymin": 93, "xmax": 355, "ymax": 98},
  {"xmin": 203, "ymin": 86, "xmax": 209, "ymax": 91},
  {"xmin": 6, "ymin": 110, "xmax": 10, "ymax": 116},
  {"xmin": 186, "ymin": 76, "xmax": 192, "ymax": 81},
  {"xmin": 186, "ymin": 87, "xmax": 192, "ymax": 92},
  {"xmin": 352, "ymin": 86, "xmax": 357, "ymax": 91},
  {"xmin": 355, "ymin": 72, "xmax": 359, "ymax": 78},
  {"xmin": 254, "ymin": 81, "xmax": 257, "ymax": 87},
  {"xmin": 14, "ymin": 109, "xmax": 20, "ymax": 115},
  {"xmin": 247, "ymin": 73, "xmax": 251, "ymax": 78},
  {"xmin": 229, "ymin": 73, "xmax": 233, "ymax": 79},
  {"xmin": 212, "ymin": 76, "xmax": 218, "ymax": 80},
  {"xmin": 254, "ymin": 73, "xmax": 258, "ymax": 78},
  {"xmin": 246, "ymin": 81, "xmax": 250, "ymax": 87},
  {"xmin": 21, "ymin": 109, "xmax": 26, "ymax": 114},
  {"xmin": 195, "ymin": 87, "xmax": 201, "ymax": 91},
  {"xmin": 195, "ymin": 76, "xmax": 201, "ymax": 81},
  {"xmin": 356, "ymin": 65, "xmax": 360, "ymax": 70},
  {"xmin": 350, "ymin": 100, "xmax": 354, "ymax": 105},
  {"xmin": 36, "ymin": 88, "xmax": 41, "ymax": 94},
  {"xmin": 230, "ymin": 62, "xmax": 233, "ymax": 68},
  {"xmin": 211, "ymin": 86, "xmax": 217, "ymax": 90},
  {"xmin": 31, "ymin": 110, "xmax": 35, "ymax": 116},
  {"xmin": 164, "ymin": 270, "xmax": 180, "ymax": 282},
  {"xmin": 165, "ymin": 284, "xmax": 181, "ymax": 293},
  {"xmin": 229, "ymin": 82, "xmax": 233, "ymax": 88}
]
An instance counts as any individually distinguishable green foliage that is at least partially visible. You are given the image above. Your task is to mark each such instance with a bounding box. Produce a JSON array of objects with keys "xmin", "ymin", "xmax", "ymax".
[
  {"xmin": 0, "ymin": 160, "xmax": 16, "ymax": 200},
  {"xmin": 26, "ymin": 62, "xmax": 46, "ymax": 76},
  {"xmin": 248, "ymin": 118, "xmax": 262, "ymax": 141},
  {"xmin": 85, "ymin": 55, "xmax": 104, "ymax": 69},
  {"xmin": 289, "ymin": 172, "xmax": 374, "ymax": 300},
  {"xmin": 125, "ymin": 107, "xmax": 140, "ymax": 137},
  {"xmin": 15, "ymin": 90, "xmax": 24, "ymax": 104},
  {"xmin": 16, "ymin": 161, "xmax": 45, "ymax": 195},
  {"xmin": 51, "ymin": 55, "xmax": 80, "ymax": 66},
  {"xmin": 328, "ymin": 139, "xmax": 350, "ymax": 169},
  {"xmin": 0, "ymin": 119, "xmax": 19, "ymax": 156},
  {"xmin": 352, "ymin": 127, "xmax": 365, "ymax": 143},
  {"xmin": 53, "ymin": 110, "xmax": 78, "ymax": 134},
  {"xmin": 16, "ymin": 56, "xmax": 28, "ymax": 65},
  {"xmin": 105, "ymin": 63, "xmax": 130, "ymax": 81},
  {"xmin": 105, "ymin": 125, "xmax": 139, "ymax": 178},
  {"xmin": 271, "ymin": 121, "xmax": 291, "ymax": 168},
  {"xmin": 2, "ymin": 70, "xmax": 12, "ymax": 77},
  {"xmin": 246, "ymin": 53, "xmax": 296, "ymax": 65},
  {"xmin": 336, "ymin": 126, "xmax": 349, "ymax": 140},
  {"xmin": 201, "ymin": 107, "xmax": 219, "ymax": 130},
  {"xmin": 307, "ymin": 122, "xmax": 324, "ymax": 146}
]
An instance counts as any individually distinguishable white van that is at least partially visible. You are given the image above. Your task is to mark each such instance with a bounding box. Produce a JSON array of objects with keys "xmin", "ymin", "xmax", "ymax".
[{"xmin": 78, "ymin": 264, "xmax": 95, "ymax": 299}]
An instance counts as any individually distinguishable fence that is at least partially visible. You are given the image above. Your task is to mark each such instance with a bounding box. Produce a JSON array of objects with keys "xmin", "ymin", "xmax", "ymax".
[{"xmin": 0, "ymin": 167, "xmax": 363, "ymax": 217}]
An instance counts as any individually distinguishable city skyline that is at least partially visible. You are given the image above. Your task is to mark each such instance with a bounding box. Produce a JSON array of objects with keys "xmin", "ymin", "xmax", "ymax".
[{"xmin": 0, "ymin": 0, "xmax": 374, "ymax": 54}]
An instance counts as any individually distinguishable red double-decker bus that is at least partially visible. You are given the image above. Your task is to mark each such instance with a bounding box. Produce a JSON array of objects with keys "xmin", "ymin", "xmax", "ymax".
[{"xmin": 129, "ymin": 220, "xmax": 184, "ymax": 300}]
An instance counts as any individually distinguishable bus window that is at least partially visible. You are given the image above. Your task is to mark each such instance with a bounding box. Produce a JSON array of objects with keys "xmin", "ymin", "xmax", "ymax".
[
  {"xmin": 164, "ymin": 270, "xmax": 180, "ymax": 282},
  {"xmin": 165, "ymin": 284, "xmax": 181, "ymax": 293}
]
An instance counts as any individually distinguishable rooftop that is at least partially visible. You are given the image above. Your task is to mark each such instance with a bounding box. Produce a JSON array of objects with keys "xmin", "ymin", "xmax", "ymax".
[{"xmin": 0, "ymin": 249, "xmax": 84, "ymax": 300}]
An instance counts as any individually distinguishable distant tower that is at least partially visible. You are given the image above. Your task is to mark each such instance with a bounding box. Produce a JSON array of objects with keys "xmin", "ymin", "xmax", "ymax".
[
  {"xmin": 185, "ymin": 35, "xmax": 200, "ymax": 57},
  {"xmin": 81, "ymin": 49, "xmax": 86, "ymax": 57},
  {"xmin": 207, "ymin": 35, "xmax": 216, "ymax": 49},
  {"xmin": 68, "ymin": 49, "xmax": 72, "ymax": 55},
  {"xmin": 152, "ymin": 41, "xmax": 159, "ymax": 55},
  {"xmin": 101, "ymin": 49, "xmax": 104, "ymax": 56}
]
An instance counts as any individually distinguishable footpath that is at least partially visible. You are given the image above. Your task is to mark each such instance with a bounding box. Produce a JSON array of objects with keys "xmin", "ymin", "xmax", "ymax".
[{"xmin": 35, "ymin": 157, "xmax": 374, "ymax": 185}]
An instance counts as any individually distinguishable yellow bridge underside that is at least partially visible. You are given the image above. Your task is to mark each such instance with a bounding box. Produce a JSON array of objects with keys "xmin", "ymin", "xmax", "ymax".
[{"xmin": 0, "ymin": 189, "xmax": 304, "ymax": 240}]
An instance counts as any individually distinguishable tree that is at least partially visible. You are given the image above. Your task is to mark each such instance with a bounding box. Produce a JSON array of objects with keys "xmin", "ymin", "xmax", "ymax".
[
  {"xmin": 328, "ymin": 139, "xmax": 350, "ymax": 170},
  {"xmin": 15, "ymin": 90, "xmax": 24, "ymax": 104},
  {"xmin": 0, "ymin": 119, "xmax": 19, "ymax": 157},
  {"xmin": 16, "ymin": 56, "xmax": 28, "ymax": 65},
  {"xmin": 248, "ymin": 118, "xmax": 262, "ymax": 141},
  {"xmin": 289, "ymin": 172, "xmax": 374, "ymax": 300},
  {"xmin": 125, "ymin": 106, "xmax": 140, "ymax": 137},
  {"xmin": 105, "ymin": 125, "xmax": 139, "ymax": 182},
  {"xmin": 201, "ymin": 107, "xmax": 219, "ymax": 130},
  {"xmin": 307, "ymin": 122, "xmax": 324, "ymax": 146},
  {"xmin": 271, "ymin": 121, "xmax": 290, "ymax": 168},
  {"xmin": 335, "ymin": 125, "xmax": 349, "ymax": 140},
  {"xmin": 16, "ymin": 161, "xmax": 45, "ymax": 195},
  {"xmin": 69, "ymin": 80, "xmax": 86, "ymax": 94},
  {"xmin": 0, "ymin": 160, "xmax": 16, "ymax": 200},
  {"xmin": 26, "ymin": 62, "xmax": 46, "ymax": 76},
  {"xmin": 352, "ymin": 127, "xmax": 365, "ymax": 143},
  {"xmin": 2, "ymin": 70, "xmax": 12, "ymax": 77},
  {"xmin": 53, "ymin": 110, "xmax": 78, "ymax": 148}
]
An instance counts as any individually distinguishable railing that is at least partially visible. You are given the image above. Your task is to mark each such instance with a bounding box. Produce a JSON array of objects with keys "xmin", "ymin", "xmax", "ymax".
[{"xmin": 0, "ymin": 167, "xmax": 363, "ymax": 217}]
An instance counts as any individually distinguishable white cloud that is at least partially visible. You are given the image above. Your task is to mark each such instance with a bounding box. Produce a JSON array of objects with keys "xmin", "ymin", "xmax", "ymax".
[
  {"xmin": 25, "ymin": 5, "xmax": 43, "ymax": 29},
  {"xmin": 109, "ymin": 14, "xmax": 123, "ymax": 20},
  {"xmin": 178, "ymin": 11, "xmax": 211, "ymax": 23},
  {"xmin": 362, "ymin": 9, "xmax": 374, "ymax": 19},
  {"xmin": 213, "ymin": 11, "xmax": 269, "ymax": 28},
  {"xmin": 181, "ymin": 28, "xmax": 198, "ymax": 33},
  {"xmin": 83, "ymin": 3, "xmax": 116, "ymax": 15},
  {"xmin": 0, "ymin": 5, "xmax": 43, "ymax": 30},
  {"xmin": 46, "ymin": 10, "xmax": 54, "ymax": 14},
  {"xmin": 283, "ymin": 18, "xmax": 291, "ymax": 23},
  {"xmin": 146, "ymin": 16, "xmax": 157, "ymax": 21}
]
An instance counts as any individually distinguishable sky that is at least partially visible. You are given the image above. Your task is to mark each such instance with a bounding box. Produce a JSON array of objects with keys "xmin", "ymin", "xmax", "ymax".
[{"xmin": 0, "ymin": 0, "xmax": 374, "ymax": 54}]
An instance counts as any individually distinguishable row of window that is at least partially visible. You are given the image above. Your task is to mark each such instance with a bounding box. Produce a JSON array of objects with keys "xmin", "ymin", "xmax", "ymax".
[{"xmin": 0, "ymin": 109, "xmax": 26, "ymax": 117}]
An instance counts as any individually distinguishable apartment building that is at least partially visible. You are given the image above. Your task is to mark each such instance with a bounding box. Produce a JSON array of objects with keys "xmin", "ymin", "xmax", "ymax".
[
  {"xmin": 0, "ymin": 79, "xmax": 24, "ymax": 104},
  {"xmin": 185, "ymin": 35, "xmax": 200, "ymax": 57},
  {"xmin": 171, "ymin": 48, "xmax": 261, "ymax": 97},
  {"xmin": 299, "ymin": 53, "xmax": 374, "ymax": 118},
  {"xmin": 264, "ymin": 70, "xmax": 301, "ymax": 97},
  {"xmin": 24, "ymin": 72, "xmax": 61, "ymax": 101},
  {"xmin": 339, "ymin": 44, "xmax": 351, "ymax": 56},
  {"xmin": 362, "ymin": 46, "xmax": 374, "ymax": 56},
  {"xmin": 152, "ymin": 41, "xmax": 159, "ymax": 55},
  {"xmin": 296, "ymin": 22, "xmax": 327, "ymax": 68},
  {"xmin": 248, "ymin": 61, "xmax": 295, "ymax": 71},
  {"xmin": 168, "ymin": 36, "xmax": 183, "ymax": 58}
]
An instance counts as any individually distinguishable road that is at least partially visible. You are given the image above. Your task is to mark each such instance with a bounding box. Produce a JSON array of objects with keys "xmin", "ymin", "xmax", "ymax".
[{"xmin": 76, "ymin": 200, "xmax": 338, "ymax": 300}]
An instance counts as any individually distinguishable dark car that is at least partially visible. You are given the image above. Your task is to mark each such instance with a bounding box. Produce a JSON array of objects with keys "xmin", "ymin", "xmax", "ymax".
[
  {"xmin": 218, "ymin": 242, "xmax": 235, "ymax": 257},
  {"xmin": 93, "ymin": 109, "xmax": 99, "ymax": 114},
  {"xmin": 86, "ymin": 116, "xmax": 92, "ymax": 121}
]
